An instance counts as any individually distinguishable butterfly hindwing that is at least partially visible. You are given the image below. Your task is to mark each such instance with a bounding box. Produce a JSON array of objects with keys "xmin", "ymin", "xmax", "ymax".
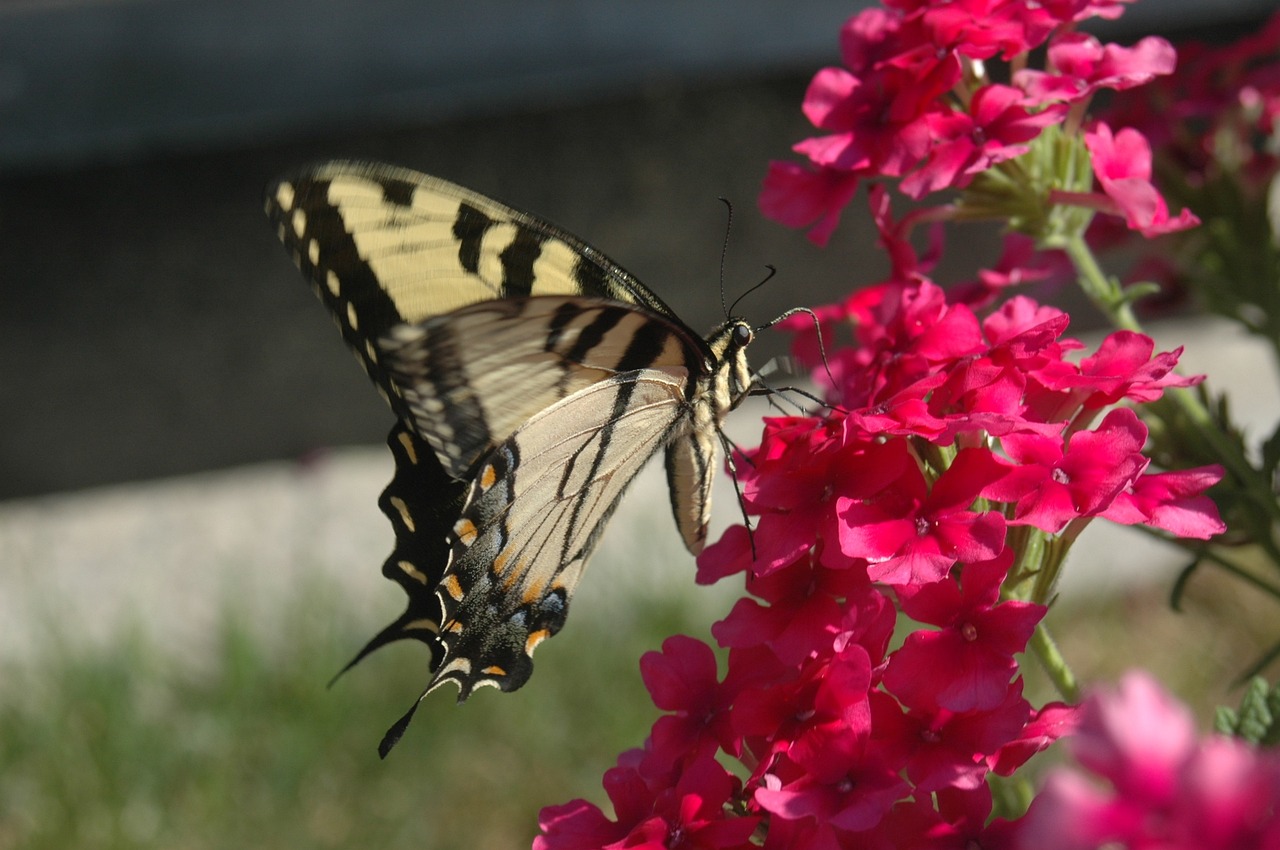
[
  {"xmin": 374, "ymin": 368, "xmax": 697, "ymax": 756},
  {"xmin": 331, "ymin": 424, "xmax": 464, "ymax": 681},
  {"xmin": 432, "ymin": 368, "xmax": 691, "ymax": 690},
  {"xmin": 265, "ymin": 160, "xmax": 758, "ymax": 755}
]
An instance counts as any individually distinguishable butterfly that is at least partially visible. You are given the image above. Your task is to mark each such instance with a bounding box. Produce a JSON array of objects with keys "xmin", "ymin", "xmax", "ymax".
[{"xmin": 264, "ymin": 160, "xmax": 761, "ymax": 755}]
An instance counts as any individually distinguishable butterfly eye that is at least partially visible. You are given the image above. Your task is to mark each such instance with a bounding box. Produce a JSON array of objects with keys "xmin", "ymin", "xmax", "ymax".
[{"xmin": 734, "ymin": 323, "xmax": 753, "ymax": 347}]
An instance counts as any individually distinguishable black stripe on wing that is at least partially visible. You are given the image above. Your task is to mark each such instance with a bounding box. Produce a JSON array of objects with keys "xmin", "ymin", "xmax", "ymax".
[
  {"xmin": 275, "ymin": 161, "xmax": 704, "ymax": 336},
  {"xmin": 264, "ymin": 174, "xmax": 418, "ymax": 422}
]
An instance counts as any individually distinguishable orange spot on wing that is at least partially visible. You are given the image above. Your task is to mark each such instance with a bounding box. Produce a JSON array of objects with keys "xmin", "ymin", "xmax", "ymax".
[
  {"xmin": 453, "ymin": 518, "xmax": 478, "ymax": 544},
  {"xmin": 492, "ymin": 550, "xmax": 518, "ymax": 588},
  {"xmin": 442, "ymin": 574, "xmax": 465, "ymax": 601},
  {"xmin": 525, "ymin": 629, "xmax": 551, "ymax": 655},
  {"xmin": 521, "ymin": 578, "xmax": 548, "ymax": 607}
]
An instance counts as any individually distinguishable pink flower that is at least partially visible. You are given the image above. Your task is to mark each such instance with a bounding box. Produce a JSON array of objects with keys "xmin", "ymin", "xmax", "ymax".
[
  {"xmin": 837, "ymin": 447, "xmax": 1009, "ymax": 586},
  {"xmin": 756, "ymin": 679, "xmax": 911, "ymax": 836},
  {"xmin": 981, "ymin": 296, "xmax": 1075, "ymax": 347},
  {"xmin": 731, "ymin": 418, "xmax": 913, "ymax": 574},
  {"xmin": 883, "ymin": 785, "xmax": 1021, "ymax": 850},
  {"xmin": 535, "ymin": 751, "xmax": 759, "ymax": 850},
  {"xmin": 712, "ymin": 555, "xmax": 876, "ymax": 667},
  {"xmin": 951, "ymin": 233, "xmax": 1070, "ymax": 306},
  {"xmin": 924, "ymin": 0, "xmax": 1059, "ymax": 60},
  {"xmin": 983, "ymin": 407, "xmax": 1150, "ymax": 533},
  {"xmin": 1084, "ymin": 122, "xmax": 1200, "ymax": 237},
  {"xmin": 641, "ymin": 636, "xmax": 746, "ymax": 772},
  {"xmin": 732, "ymin": 644, "xmax": 880, "ymax": 779},
  {"xmin": 1017, "ymin": 33, "xmax": 1176, "ymax": 104},
  {"xmin": 901, "ymin": 85, "xmax": 1068, "ymax": 198},
  {"xmin": 892, "ymin": 678, "xmax": 1034, "ymax": 793},
  {"xmin": 535, "ymin": 751, "xmax": 651, "ymax": 850},
  {"xmin": 1047, "ymin": 0, "xmax": 1136, "ymax": 21},
  {"xmin": 1013, "ymin": 672, "xmax": 1280, "ymax": 849},
  {"xmin": 794, "ymin": 66, "xmax": 935, "ymax": 177},
  {"xmin": 1102, "ymin": 466, "xmax": 1226, "ymax": 539},
  {"xmin": 759, "ymin": 161, "xmax": 861, "ymax": 246},
  {"xmin": 1028, "ymin": 330, "xmax": 1203, "ymax": 422},
  {"xmin": 868, "ymin": 183, "xmax": 943, "ymax": 284},
  {"xmin": 990, "ymin": 701, "xmax": 1080, "ymax": 776},
  {"xmin": 883, "ymin": 553, "xmax": 1046, "ymax": 713}
]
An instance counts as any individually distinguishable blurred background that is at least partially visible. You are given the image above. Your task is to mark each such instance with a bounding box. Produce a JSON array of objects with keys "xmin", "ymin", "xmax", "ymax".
[{"xmin": 1, "ymin": 1, "xmax": 1277, "ymax": 848}]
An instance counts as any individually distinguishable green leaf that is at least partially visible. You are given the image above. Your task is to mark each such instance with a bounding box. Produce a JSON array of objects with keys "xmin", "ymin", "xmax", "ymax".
[
  {"xmin": 1217, "ymin": 677, "xmax": 1280, "ymax": 745},
  {"xmin": 1215, "ymin": 705, "xmax": 1240, "ymax": 736}
]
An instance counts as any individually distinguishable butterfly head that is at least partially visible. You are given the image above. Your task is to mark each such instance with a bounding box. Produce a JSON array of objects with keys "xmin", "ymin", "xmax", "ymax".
[{"xmin": 706, "ymin": 318, "xmax": 755, "ymax": 415}]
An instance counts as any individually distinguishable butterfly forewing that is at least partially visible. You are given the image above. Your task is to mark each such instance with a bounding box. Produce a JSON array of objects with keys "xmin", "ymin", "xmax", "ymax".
[
  {"xmin": 265, "ymin": 160, "xmax": 756, "ymax": 756},
  {"xmin": 266, "ymin": 160, "xmax": 689, "ymax": 325}
]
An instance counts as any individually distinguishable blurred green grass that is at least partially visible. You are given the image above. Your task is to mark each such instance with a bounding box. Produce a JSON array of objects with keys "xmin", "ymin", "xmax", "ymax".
[
  {"xmin": 1, "ymin": 548, "xmax": 1272, "ymax": 850},
  {"xmin": 0, "ymin": 581, "xmax": 718, "ymax": 850}
]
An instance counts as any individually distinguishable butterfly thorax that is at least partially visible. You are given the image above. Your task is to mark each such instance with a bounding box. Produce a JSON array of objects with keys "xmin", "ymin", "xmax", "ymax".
[{"xmin": 701, "ymin": 318, "xmax": 755, "ymax": 422}]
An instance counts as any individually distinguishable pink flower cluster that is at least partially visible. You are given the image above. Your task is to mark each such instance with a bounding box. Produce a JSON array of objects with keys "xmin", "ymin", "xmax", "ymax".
[
  {"xmin": 760, "ymin": 0, "xmax": 1198, "ymax": 244},
  {"xmin": 1093, "ymin": 10, "xmax": 1280, "ymax": 294},
  {"xmin": 1106, "ymin": 10, "xmax": 1280, "ymax": 192},
  {"xmin": 1017, "ymin": 672, "xmax": 1280, "ymax": 850},
  {"xmin": 783, "ymin": 278, "xmax": 1225, "ymax": 541},
  {"xmin": 535, "ymin": 276, "xmax": 1226, "ymax": 849}
]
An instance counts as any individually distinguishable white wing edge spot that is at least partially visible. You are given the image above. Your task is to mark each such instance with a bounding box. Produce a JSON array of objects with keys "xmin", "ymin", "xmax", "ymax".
[
  {"xmin": 397, "ymin": 560, "xmax": 429, "ymax": 584},
  {"xmin": 438, "ymin": 657, "xmax": 471, "ymax": 679},
  {"xmin": 386, "ymin": 324, "xmax": 426, "ymax": 344},
  {"xmin": 274, "ymin": 182, "xmax": 295, "ymax": 211}
]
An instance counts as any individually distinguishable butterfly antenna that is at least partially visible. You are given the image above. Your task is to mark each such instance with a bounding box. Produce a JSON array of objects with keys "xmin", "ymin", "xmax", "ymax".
[
  {"xmin": 717, "ymin": 428, "xmax": 758, "ymax": 560},
  {"xmin": 717, "ymin": 197, "xmax": 734, "ymax": 319},
  {"xmin": 728, "ymin": 265, "xmax": 777, "ymax": 318}
]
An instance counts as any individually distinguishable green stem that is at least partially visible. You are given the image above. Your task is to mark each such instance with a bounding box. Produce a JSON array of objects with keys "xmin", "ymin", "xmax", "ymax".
[
  {"xmin": 1059, "ymin": 232, "xmax": 1140, "ymax": 332},
  {"xmin": 1029, "ymin": 623, "xmax": 1080, "ymax": 703}
]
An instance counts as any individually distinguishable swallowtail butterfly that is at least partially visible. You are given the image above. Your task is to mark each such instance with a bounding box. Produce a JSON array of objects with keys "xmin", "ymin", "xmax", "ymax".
[{"xmin": 265, "ymin": 161, "xmax": 758, "ymax": 755}]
